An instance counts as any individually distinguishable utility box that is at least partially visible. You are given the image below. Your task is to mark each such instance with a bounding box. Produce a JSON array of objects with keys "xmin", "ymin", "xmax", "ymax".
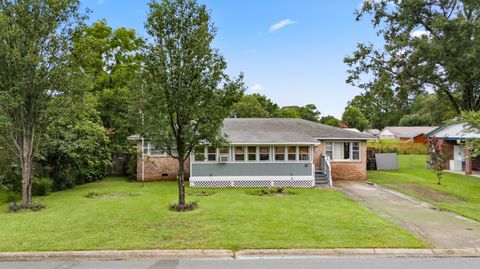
[{"xmin": 375, "ymin": 153, "xmax": 398, "ymax": 170}]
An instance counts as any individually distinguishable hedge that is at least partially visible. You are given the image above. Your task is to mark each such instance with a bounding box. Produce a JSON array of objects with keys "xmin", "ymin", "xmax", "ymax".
[{"xmin": 368, "ymin": 140, "xmax": 429, "ymax": 155}]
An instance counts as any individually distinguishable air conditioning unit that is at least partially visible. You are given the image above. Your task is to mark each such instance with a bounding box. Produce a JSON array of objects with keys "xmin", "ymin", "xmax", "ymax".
[{"xmin": 219, "ymin": 154, "xmax": 228, "ymax": 163}]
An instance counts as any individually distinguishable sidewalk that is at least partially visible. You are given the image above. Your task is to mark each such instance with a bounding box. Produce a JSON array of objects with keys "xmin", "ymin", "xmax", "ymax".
[{"xmin": 335, "ymin": 181, "xmax": 480, "ymax": 249}]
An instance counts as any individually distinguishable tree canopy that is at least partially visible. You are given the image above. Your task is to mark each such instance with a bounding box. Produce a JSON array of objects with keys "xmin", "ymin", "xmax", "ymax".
[
  {"xmin": 342, "ymin": 106, "xmax": 370, "ymax": 131},
  {"xmin": 143, "ymin": 0, "xmax": 244, "ymax": 209},
  {"xmin": 0, "ymin": 0, "xmax": 86, "ymax": 206},
  {"xmin": 346, "ymin": 0, "xmax": 480, "ymax": 121}
]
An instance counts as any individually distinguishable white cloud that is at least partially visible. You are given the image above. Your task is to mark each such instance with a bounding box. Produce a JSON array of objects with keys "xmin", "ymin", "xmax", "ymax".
[
  {"xmin": 410, "ymin": 29, "xmax": 430, "ymax": 38},
  {"xmin": 247, "ymin": 83, "xmax": 264, "ymax": 93},
  {"xmin": 97, "ymin": 0, "xmax": 104, "ymax": 4},
  {"xmin": 269, "ymin": 19, "xmax": 296, "ymax": 33}
]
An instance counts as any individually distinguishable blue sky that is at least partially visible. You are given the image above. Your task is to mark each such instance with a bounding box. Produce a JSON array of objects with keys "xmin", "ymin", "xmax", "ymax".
[{"xmin": 81, "ymin": 0, "xmax": 380, "ymax": 118}]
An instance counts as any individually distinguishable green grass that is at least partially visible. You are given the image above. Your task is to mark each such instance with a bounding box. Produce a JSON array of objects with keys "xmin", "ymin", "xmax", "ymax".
[
  {"xmin": 0, "ymin": 188, "xmax": 7, "ymax": 204},
  {"xmin": 0, "ymin": 177, "xmax": 424, "ymax": 251},
  {"xmin": 369, "ymin": 155, "xmax": 480, "ymax": 221}
]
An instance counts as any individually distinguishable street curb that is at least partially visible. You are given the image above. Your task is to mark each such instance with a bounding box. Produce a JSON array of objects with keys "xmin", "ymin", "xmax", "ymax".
[
  {"xmin": 1, "ymin": 248, "xmax": 480, "ymax": 261},
  {"xmin": 0, "ymin": 250, "xmax": 234, "ymax": 261},
  {"xmin": 235, "ymin": 248, "xmax": 480, "ymax": 258}
]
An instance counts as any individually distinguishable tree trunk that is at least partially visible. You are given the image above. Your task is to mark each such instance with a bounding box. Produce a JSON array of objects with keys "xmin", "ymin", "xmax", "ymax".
[
  {"xmin": 20, "ymin": 153, "xmax": 33, "ymax": 207},
  {"xmin": 20, "ymin": 133, "xmax": 34, "ymax": 207},
  {"xmin": 177, "ymin": 158, "xmax": 186, "ymax": 207}
]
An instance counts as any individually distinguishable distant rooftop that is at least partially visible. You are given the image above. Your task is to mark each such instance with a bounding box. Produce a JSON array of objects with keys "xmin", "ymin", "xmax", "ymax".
[{"xmin": 383, "ymin": 126, "xmax": 438, "ymax": 136}]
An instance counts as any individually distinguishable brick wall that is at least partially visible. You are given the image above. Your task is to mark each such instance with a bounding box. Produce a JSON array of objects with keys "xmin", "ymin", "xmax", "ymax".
[
  {"xmin": 315, "ymin": 140, "xmax": 367, "ymax": 181},
  {"xmin": 136, "ymin": 143, "xmax": 190, "ymax": 181}
]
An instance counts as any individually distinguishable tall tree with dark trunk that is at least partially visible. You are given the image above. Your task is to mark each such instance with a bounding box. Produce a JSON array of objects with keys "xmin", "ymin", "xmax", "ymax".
[
  {"xmin": 346, "ymin": 0, "xmax": 480, "ymax": 116},
  {"xmin": 0, "ymin": 0, "xmax": 85, "ymax": 207},
  {"xmin": 144, "ymin": 0, "xmax": 244, "ymax": 209}
]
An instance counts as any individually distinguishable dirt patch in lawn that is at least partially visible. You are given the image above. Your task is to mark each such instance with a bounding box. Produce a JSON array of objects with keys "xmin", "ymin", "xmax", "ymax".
[{"xmin": 391, "ymin": 183, "xmax": 467, "ymax": 203}]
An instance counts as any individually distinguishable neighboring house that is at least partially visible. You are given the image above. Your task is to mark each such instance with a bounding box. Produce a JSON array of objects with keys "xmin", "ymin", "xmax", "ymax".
[
  {"xmin": 134, "ymin": 118, "xmax": 374, "ymax": 187},
  {"xmin": 379, "ymin": 126, "xmax": 437, "ymax": 142},
  {"xmin": 365, "ymin": 129, "xmax": 381, "ymax": 137},
  {"xmin": 427, "ymin": 122, "xmax": 480, "ymax": 175}
]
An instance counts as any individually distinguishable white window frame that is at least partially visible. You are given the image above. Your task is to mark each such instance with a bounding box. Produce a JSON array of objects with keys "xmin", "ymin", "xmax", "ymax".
[
  {"xmin": 258, "ymin": 146, "xmax": 271, "ymax": 162},
  {"xmin": 234, "ymin": 146, "xmax": 246, "ymax": 162},
  {"xmin": 143, "ymin": 143, "xmax": 168, "ymax": 157},
  {"xmin": 206, "ymin": 146, "xmax": 217, "ymax": 162},
  {"xmin": 324, "ymin": 141, "xmax": 361, "ymax": 162}
]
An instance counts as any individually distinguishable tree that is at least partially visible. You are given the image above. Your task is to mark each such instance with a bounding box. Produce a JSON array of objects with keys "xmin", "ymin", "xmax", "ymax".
[
  {"xmin": 250, "ymin": 93, "xmax": 280, "ymax": 117},
  {"xmin": 409, "ymin": 93, "xmax": 456, "ymax": 126},
  {"xmin": 72, "ymin": 20, "xmax": 144, "ymax": 173},
  {"xmin": 278, "ymin": 104, "xmax": 321, "ymax": 122},
  {"xmin": 231, "ymin": 95, "xmax": 269, "ymax": 118},
  {"xmin": 427, "ymin": 136, "xmax": 448, "ymax": 185},
  {"xmin": 320, "ymin": 115, "xmax": 341, "ymax": 127},
  {"xmin": 38, "ymin": 95, "xmax": 111, "ymax": 190},
  {"xmin": 346, "ymin": 0, "xmax": 480, "ymax": 117},
  {"xmin": 342, "ymin": 106, "xmax": 370, "ymax": 131},
  {"xmin": 399, "ymin": 114, "xmax": 431, "ymax": 126},
  {"xmin": 0, "ymin": 0, "xmax": 85, "ymax": 207},
  {"xmin": 144, "ymin": 0, "xmax": 244, "ymax": 210}
]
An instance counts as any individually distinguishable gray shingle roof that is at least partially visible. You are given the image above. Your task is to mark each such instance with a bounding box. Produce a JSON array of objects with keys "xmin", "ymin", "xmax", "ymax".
[{"xmin": 222, "ymin": 118, "xmax": 374, "ymax": 144}]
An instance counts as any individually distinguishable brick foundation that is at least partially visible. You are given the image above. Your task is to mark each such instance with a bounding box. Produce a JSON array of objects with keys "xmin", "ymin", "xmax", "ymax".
[{"xmin": 136, "ymin": 144, "xmax": 190, "ymax": 181}]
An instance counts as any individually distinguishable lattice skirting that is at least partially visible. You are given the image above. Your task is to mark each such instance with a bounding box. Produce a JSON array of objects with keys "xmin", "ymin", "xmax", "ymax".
[{"xmin": 190, "ymin": 177, "xmax": 315, "ymax": 188}]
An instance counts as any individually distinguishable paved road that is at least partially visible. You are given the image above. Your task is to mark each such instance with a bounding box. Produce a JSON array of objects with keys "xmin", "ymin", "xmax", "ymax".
[
  {"xmin": 1, "ymin": 257, "xmax": 480, "ymax": 269},
  {"xmin": 336, "ymin": 181, "xmax": 480, "ymax": 248}
]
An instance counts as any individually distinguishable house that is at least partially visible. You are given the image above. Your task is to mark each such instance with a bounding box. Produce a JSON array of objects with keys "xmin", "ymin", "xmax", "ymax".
[
  {"xmin": 379, "ymin": 126, "xmax": 437, "ymax": 142},
  {"xmin": 365, "ymin": 129, "xmax": 381, "ymax": 137},
  {"xmin": 135, "ymin": 118, "xmax": 374, "ymax": 187},
  {"xmin": 427, "ymin": 122, "xmax": 480, "ymax": 175}
]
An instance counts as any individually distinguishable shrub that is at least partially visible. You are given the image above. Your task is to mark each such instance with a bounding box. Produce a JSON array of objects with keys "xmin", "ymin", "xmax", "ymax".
[
  {"xmin": 248, "ymin": 188, "xmax": 296, "ymax": 196},
  {"xmin": 368, "ymin": 140, "xmax": 428, "ymax": 155},
  {"xmin": 32, "ymin": 177, "xmax": 54, "ymax": 196},
  {"xmin": 8, "ymin": 201, "xmax": 45, "ymax": 213},
  {"xmin": 169, "ymin": 201, "xmax": 198, "ymax": 212}
]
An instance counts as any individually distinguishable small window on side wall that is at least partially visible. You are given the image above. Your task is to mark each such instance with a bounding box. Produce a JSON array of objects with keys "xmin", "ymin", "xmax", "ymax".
[{"xmin": 325, "ymin": 142, "xmax": 333, "ymax": 160}]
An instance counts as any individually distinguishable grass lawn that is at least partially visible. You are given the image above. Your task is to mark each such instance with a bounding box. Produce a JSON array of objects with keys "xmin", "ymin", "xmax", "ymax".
[
  {"xmin": 369, "ymin": 155, "xmax": 480, "ymax": 221},
  {"xmin": 0, "ymin": 177, "xmax": 424, "ymax": 251}
]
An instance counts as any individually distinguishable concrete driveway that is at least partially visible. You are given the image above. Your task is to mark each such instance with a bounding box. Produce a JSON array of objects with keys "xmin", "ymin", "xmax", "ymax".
[{"xmin": 336, "ymin": 181, "xmax": 480, "ymax": 249}]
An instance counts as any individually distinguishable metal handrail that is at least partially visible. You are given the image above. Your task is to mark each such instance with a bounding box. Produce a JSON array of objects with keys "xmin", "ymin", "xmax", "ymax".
[{"xmin": 319, "ymin": 154, "xmax": 333, "ymax": 186}]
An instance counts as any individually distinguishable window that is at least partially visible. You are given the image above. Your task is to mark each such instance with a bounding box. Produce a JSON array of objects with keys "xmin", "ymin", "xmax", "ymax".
[
  {"xmin": 343, "ymin": 142, "xmax": 350, "ymax": 160},
  {"xmin": 352, "ymin": 142, "xmax": 360, "ymax": 160},
  {"xmin": 299, "ymin": 146, "xmax": 309, "ymax": 161},
  {"xmin": 247, "ymin": 146, "xmax": 257, "ymax": 161},
  {"xmin": 287, "ymin": 146, "xmax": 297, "ymax": 161},
  {"xmin": 194, "ymin": 146, "xmax": 205, "ymax": 161},
  {"xmin": 143, "ymin": 143, "xmax": 167, "ymax": 156},
  {"xmin": 325, "ymin": 141, "xmax": 361, "ymax": 161},
  {"xmin": 219, "ymin": 147, "xmax": 229, "ymax": 162},
  {"xmin": 207, "ymin": 147, "xmax": 216, "ymax": 162},
  {"xmin": 325, "ymin": 142, "xmax": 333, "ymax": 159},
  {"xmin": 235, "ymin": 146, "xmax": 245, "ymax": 161},
  {"xmin": 275, "ymin": 146, "xmax": 285, "ymax": 161},
  {"xmin": 259, "ymin": 146, "xmax": 270, "ymax": 161}
]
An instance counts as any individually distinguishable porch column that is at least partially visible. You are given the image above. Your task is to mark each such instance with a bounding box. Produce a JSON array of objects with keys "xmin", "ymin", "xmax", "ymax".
[{"xmin": 465, "ymin": 146, "xmax": 472, "ymax": 175}]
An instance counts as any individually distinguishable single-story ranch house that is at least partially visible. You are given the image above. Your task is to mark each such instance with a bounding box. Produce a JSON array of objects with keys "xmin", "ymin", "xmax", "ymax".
[
  {"xmin": 379, "ymin": 126, "xmax": 437, "ymax": 142},
  {"xmin": 135, "ymin": 118, "xmax": 375, "ymax": 187},
  {"xmin": 427, "ymin": 121, "xmax": 480, "ymax": 175}
]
